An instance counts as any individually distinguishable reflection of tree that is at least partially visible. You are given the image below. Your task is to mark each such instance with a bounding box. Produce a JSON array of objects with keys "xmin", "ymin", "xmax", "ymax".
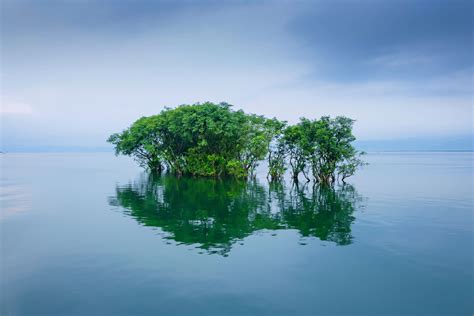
[
  {"xmin": 109, "ymin": 174, "xmax": 364, "ymax": 255},
  {"xmin": 274, "ymin": 183, "xmax": 361, "ymax": 245}
]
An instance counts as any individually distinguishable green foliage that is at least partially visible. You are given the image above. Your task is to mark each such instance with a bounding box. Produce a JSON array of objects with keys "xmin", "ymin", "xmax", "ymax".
[
  {"xmin": 225, "ymin": 159, "xmax": 248, "ymax": 178},
  {"xmin": 338, "ymin": 153, "xmax": 368, "ymax": 182},
  {"xmin": 108, "ymin": 102, "xmax": 275, "ymax": 178},
  {"xmin": 266, "ymin": 119, "xmax": 287, "ymax": 181},
  {"xmin": 107, "ymin": 116, "xmax": 163, "ymax": 171},
  {"xmin": 108, "ymin": 102, "xmax": 366, "ymax": 182},
  {"xmin": 281, "ymin": 116, "xmax": 366, "ymax": 183},
  {"xmin": 282, "ymin": 124, "xmax": 308, "ymax": 181}
]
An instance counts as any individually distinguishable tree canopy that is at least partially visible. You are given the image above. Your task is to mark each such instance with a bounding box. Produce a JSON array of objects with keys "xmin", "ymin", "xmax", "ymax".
[{"xmin": 108, "ymin": 102, "xmax": 366, "ymax": 183}]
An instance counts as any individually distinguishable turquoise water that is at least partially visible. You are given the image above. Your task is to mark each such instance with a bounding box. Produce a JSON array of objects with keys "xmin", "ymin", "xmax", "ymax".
[{"xmin": 1, "ymin": 152, "xmax": 473, "ymax": 315}]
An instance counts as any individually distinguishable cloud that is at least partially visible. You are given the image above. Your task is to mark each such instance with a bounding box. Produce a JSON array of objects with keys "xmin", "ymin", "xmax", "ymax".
[
  {"xmin": 368, "ymin": 53, "xmax": 434, "ymax": 68},
  {"xmin": 289, "ymin": 0, "xmax": 473, "ymax": 81},
  {"xmin": 0, "ymin": 1, "xmax": 472, "ymax": 150},
  {"xmin": 244, "ymin": 76, "xmax": 473, "ymax": 139},
  {"xmin": 1, "ymin": 99, "xmax": 34, "ymax": 115}
]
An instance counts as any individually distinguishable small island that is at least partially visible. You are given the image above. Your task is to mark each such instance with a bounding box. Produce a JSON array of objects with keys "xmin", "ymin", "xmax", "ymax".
[{"xmin": 108, "ymin": 102, "xmax": 366, "ymax": 183}]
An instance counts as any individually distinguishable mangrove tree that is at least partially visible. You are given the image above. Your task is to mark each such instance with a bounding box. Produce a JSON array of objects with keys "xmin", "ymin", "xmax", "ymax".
[{"xmin": 108, "ymin": 102, "xmax": 365, "ymax": 183}]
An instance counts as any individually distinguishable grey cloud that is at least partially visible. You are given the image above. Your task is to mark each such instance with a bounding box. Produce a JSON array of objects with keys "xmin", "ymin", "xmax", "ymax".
[{"xmin": 1, "ymin": 0, "xmax": 472, "ymax": 150}]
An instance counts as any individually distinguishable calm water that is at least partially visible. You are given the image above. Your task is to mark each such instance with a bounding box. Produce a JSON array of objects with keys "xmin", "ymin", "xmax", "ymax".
[{"xmin": 1, "ymin": 152, "xmax": 473, "ymax": 315}]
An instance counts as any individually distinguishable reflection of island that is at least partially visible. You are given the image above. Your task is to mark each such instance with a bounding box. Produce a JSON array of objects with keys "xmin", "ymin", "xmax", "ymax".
[{"xmin": 109, "ymin": 174, "xmax": 365, "ymax": 255}]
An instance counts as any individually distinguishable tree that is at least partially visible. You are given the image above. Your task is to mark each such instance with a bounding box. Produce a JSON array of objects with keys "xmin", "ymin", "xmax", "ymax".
[
  {"xmin": 266, "ymin": 118, "xmax": 287, "ymax": 181},
  {"xmin": 280, "ymin": 116, "xmax": 365, "ymax": 184},
  {"xmin": 238, "ymin": 114, "xmax": 274, "ymax": 176},
  {"xmin": 309, "ymin": 116, "xmax": 361, "ymax": 183},
  {"xmin": 338, "ymin": 153, "xmax": 367, "ymax": 183},
  {"xmin": 108, "ymin": 103, "xmax": 365, "ymax": 183},
  {"xmin": 107, "ymin": 116, "xmax": 164, "ymax": 172},
  {"xmin": 282, "ymin": 124, "xmax": 307, "ymax": 181},
  {"xmin": 108, "ymin": 102, "xmax": 276, "ymax": 178}
]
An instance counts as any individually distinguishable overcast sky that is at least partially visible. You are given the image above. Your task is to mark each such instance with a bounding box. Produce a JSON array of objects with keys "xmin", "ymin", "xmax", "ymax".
[{"xmin": 1, "ymin": 0, "xmax": 473, "ymax": 150}]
